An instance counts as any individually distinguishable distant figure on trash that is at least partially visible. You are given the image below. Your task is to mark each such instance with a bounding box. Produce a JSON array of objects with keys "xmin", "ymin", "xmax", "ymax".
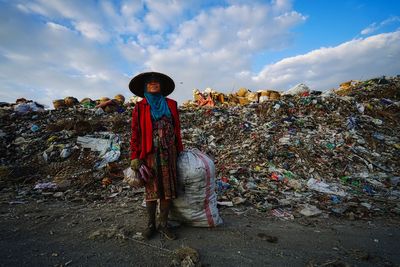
[{"xmin": 129, "ymin": 71, "xmax": 184, "ymax": 240}]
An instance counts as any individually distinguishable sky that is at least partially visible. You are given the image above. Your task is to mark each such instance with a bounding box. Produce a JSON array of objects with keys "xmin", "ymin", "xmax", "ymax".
[{"xmin": 0, "ymin": 0, "xmax": 399, "ymax": 107}]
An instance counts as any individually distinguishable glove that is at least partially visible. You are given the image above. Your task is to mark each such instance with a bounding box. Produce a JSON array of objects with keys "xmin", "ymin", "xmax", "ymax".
[{"xmin": 130, "ymin": 159, "xmax": 142, "ymax": 171}]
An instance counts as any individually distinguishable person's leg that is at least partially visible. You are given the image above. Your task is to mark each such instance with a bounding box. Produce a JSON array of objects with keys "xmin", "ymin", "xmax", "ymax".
[
  {"xmin": 158, "ymin": 199, "xmax": 176, "ymax": 240},
  {"xmin": 143, "ymin": 200, "xmax": 157, "ymax": 240}
]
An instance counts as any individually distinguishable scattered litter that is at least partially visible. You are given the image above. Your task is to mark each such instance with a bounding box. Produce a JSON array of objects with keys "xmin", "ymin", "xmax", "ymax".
[
  {"xmin": 299, "ymin": 204, "xmax": 322, "ymax": 217},
  {"xmin": 307, "ymin": 178, "xmax": 347, "ymax": 197},
  {"xmin": 172, "ymin": 246, "xmax": 200, "ymax": 267},
  {"xmin": 34, "ymin": 182, "xmax": 58, "ymax": 190},
  {"xmin": 271, "ymin": 208, "xmax": 294, "ymax": 220}
]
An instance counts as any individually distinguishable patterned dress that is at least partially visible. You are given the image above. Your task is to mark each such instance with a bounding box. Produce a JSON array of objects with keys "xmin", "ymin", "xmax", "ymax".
[{"xmin": 144, "ymin": 116, "xmax": 178, "ymax": 201}]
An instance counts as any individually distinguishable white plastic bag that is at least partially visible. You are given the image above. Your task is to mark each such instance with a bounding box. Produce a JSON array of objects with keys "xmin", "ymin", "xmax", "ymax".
[
  {"xmin": 123, "ymin": 167, "xmax": 144, "ymax": 188},
  {"xmin": 307, "ymin": 178, "xmax": 347, "ymax": 197},
  {"xmin": 14, "ymin": 103, "xmax": 30, "ymax": 114},
  {"xmin": 171, "ymin": 149, "xmax": 223, "ymax": 227},
  {"xmin": 283, "ymin": 83, "xmax": 310, "ymax": 96}
]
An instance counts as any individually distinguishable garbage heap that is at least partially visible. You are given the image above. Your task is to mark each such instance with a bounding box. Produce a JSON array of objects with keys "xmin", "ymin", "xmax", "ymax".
[
  {"xmin": 52, "ymin": 94, "xmax": 137, "ymax": 113},
  {"xmin": 0, "ymin": 100, "xmax": 134, "ymax": 202},
  {"xmin": 0, "ymin": 76, "xmax": 399, "ymax": 220},
  {"xmin": 180, "ymin": 76, "xmax": 400, "ymax": 219},
  {"xmin": 187, "ymin": 83, "xmax": 316, "ymax": 107},
  {"xmin": 188, "ymin": 87, "xmax": 281, "ymax": 107}
]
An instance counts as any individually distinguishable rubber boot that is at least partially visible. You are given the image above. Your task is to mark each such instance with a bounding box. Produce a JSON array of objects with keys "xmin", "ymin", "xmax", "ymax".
[
  {"xmin": 143, "ymin": 201, "xmax": 157, "ymax": 240},
  {"xmin": 158, "ymin": 199, "xmax": 176, "ymax": 240}
]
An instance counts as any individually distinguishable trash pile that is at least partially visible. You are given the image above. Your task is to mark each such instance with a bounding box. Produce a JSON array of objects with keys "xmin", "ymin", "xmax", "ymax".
[
  {"xmin": 0, "ymin": 76, "xmax": 399, "ymax": 221},
  {"xmin": 52, "ymin": 94, "xmax": 131, "ymax": 114},
  {"xmin": 187, "ymin": 83, "xmax": 316, "ymax": 107},
  {"xmin": 188, "ymin": 87, "xmax": 279, "ymax": 107},
  {"xmin": 0, "ymin": 98, "xmax": 132, "ymax": 202},
  {"xmin": 180, "ymin": 76, "xmax": 400, "ymax": 219},
  {"xmin": 0, "ymin": 98, "xmax": 46, "ymax": 114}
]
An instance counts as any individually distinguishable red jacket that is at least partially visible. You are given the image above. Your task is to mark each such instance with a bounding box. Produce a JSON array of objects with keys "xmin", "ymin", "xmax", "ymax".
[{"xmin": 130, "ymin": 98, "xmax": 184, "ymax": 160}]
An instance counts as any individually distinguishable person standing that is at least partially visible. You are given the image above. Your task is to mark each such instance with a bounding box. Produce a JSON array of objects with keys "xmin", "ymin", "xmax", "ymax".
[{"xmin": 129, "ymin": 72, "xmax": 183, "ymax": 240}]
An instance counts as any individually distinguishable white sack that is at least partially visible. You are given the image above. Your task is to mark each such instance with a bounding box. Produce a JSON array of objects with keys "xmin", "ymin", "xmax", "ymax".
[
  {"xmin": 171, "ymin": 149, "xmax": 223, "ymax": 227},
  {"xmin": 283, "ymin": 83, "xmax": 310, "ymax": 95}
]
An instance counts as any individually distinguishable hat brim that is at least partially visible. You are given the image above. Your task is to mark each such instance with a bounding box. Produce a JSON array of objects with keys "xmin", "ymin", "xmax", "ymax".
[{"xmin": 129, "ymin": 72, "xmax": 175, "ymax": 97}]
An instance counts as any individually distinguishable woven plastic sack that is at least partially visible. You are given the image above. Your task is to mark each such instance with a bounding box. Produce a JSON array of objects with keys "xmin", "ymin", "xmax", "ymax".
[
  {"xmin": 283, "ymin": 83, "xmax": 310, "ymax": 96},
  {"xmin": 171, "ymin": 149, "xmax": 223, "ymax": 227}
]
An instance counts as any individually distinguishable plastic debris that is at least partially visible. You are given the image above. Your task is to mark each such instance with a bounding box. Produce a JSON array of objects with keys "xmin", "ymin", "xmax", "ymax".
[
  {"xmin": 30, "ymin": 124, "xmax": 40, "ymax": 132},
  {"xmin": 34, "ymin": 182, "xmax": 58, "ymax": 190},
  {"xmin": 60, "ymin": 148, "xmax": 72, "ymax": 158},
  {"xmin": 271, "ymin": 208, "xmax": 294, "ymax": 220},
  {"xmin": 76, "ymin": 135, "xmax": 113, "ymax": 156},
  {"xmin": 307, "ymin": 178, "xmax": 347, "ymax": 197},
  {"xmin": 299, "ymin": 204, "xmax": 322, "ymax": 217},
  {"xmin": 283, "ymin": 83, "xmax": 310, "ymax": 96}
]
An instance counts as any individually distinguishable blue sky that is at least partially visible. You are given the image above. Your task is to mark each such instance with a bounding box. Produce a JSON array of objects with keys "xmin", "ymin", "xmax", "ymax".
[
  {"xmin": 0, "ymin": 0, "xmax": 399, "ymax": 107},
  {"xmin": 253, "ymin": 0, "xmax": 400, "ymax": 71}
]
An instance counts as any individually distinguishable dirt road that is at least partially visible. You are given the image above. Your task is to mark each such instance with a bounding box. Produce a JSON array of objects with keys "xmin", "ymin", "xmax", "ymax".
[{"xmin": 0, "ymin": 198, "xmax": 399, "ymax": 267}]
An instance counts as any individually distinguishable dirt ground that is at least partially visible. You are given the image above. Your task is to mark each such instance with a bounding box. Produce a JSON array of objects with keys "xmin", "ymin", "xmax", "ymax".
[{"xmin": 0, "ymin": 196, "xmax": 399, "ymax": 267}]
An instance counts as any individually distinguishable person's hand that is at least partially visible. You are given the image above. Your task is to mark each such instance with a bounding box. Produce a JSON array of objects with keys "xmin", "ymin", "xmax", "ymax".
[{"xmin": 130, "ymin": 159, "xmax": 142, "ymax": 171}]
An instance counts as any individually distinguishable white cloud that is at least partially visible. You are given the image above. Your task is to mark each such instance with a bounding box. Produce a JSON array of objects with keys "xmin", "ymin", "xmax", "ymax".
[
  {"xmin": 46, "ymin": 21, "xmax": 71, "ymax": 32},
  {"xmin": 100, "ymin": 1, "xmax": 142, "ymax": 36},
  {"xmin": 15, "ymin": 0, "xmax": 111, "ymax": 42},
  {"xmin": 32, "ymin": 0, "xmax": 96, "ymax": 20},
  {"xmin": 253, "ymin": 31, "xmax": 400, "ymax": 91},
  {"xmin": 16, "ymin": 2, "xmax": 49, "ymax": 16},
  {"xmin": 143, "ymin": 0, "xmax": 201, "ymax": 32},
  {"xmin": 73, "ymin": 21, "xmax": 110, "ymax": 43},
  {"xmin": 121, "ymin": 1, "xmax": 142, "ymax": 17},
  {"xmin": 170, "ymin": 3, "xmax": 306, "ymax": 52},
  {"xmin": 361, "ymin": 22, "xmax": 378, "ymax": 35},
  {"xmin": 361, "ymin": 16, "xmax": 400, "ymax": 35},
  {"xmin": 141, "ymin": 1, "xmax": 307, "ymax": 101},
  {"xmin": 118, "ymin": 40, "xmax": 148, "ymax": 65},
  {"xmin": 0, "ymin": 3, "xmax": 128, "ymax": 107},
  {"xmin": 144, "ymin": 1, "xmax": 182, "ymax": 31}
]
